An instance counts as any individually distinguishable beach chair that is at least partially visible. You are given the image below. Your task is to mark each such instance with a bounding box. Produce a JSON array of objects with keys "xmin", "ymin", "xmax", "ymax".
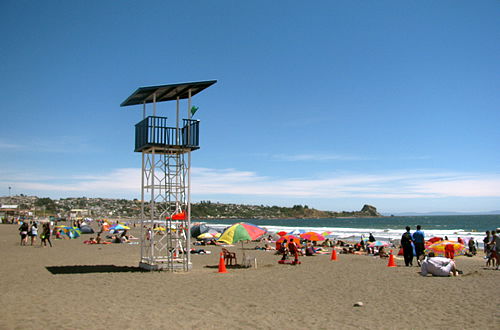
[{"xmin": 222, "ymin": 248, "xmax": 237, "ymax": 266}]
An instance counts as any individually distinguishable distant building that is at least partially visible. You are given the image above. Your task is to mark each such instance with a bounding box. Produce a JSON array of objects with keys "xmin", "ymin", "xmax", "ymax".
[
  {"xmin": 0, "ymin": 205, "xmax": 19, "ymax": 223},
  {"xmin": 69, "ymin": 209, "xmax": 90, "ymax": 220}
]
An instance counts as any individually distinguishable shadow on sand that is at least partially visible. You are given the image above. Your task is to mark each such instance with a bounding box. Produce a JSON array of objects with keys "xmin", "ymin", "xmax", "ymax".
[
  {"xmin": 46, "ymin": 265, "xmax": 146, "ymax": 275},
  {"xmin": 204, "ymin": 264, "xmax": 250, "ymax": 269}
]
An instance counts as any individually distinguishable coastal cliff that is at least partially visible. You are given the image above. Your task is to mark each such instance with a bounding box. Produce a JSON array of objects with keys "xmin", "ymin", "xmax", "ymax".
[{"xmin": 191, "ymin": 202, "xmax": 382, "ymax": 219}]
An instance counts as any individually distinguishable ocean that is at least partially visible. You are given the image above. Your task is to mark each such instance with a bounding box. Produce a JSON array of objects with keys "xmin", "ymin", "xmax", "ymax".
[{"xmin": 201, "ymin": 214, "xmax": 500, "ymax": 246}]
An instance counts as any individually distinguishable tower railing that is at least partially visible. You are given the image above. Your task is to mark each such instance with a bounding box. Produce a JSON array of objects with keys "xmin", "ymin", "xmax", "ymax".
[{"xmin": 135, "ymin": 116, "xmax": 200, "ymax": 152}]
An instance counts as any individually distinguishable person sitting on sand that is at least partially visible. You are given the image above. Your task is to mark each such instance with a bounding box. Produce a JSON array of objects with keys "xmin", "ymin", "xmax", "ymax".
[
  {"xmin": 420, "ymin": 252, "xmax": 458, "ymax": 277},
  {"xmin": 305, "ymin": 242, "xmax": 316, "ymax": 256},
  {"xmin": 112, "ymin": 235, "xmax": 122, "ymax": 243},
  {"xmin": 378, "ymin": 247, "xmax": 389, "ymax": 258},
  {"xmin": 264, "ymin": 243, "xmax": 275, "ymax": 251},
  {"xmin": 279, "ymin": 239, "xmax": 288, "ymax": 260},
  {"xmin": 322, "ymin": 238, "xmax": 332, "ymax": 247},
  {"xmin": 120, "ymin": 230, "xmax": 129, "ymax": 240}
]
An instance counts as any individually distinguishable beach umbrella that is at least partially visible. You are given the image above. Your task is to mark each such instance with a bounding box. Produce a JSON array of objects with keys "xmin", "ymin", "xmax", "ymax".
[
  {"xmin": 276, "ymin": 235, "xmax": 302, "ymax": 248},
  {"xmin": 427, "ymin": 237, "xmax": 443, "ymax": 244},
  {"xmin": 57, "ymin": 226, "xmax": 81, "ymax": 238},
  {"xmin": 300, "ymin": 232, "xmax": 325, "ymax": 241},
  {"xmin": 217, "ymin": 222, "xmax": 267, "ymax": 244},
  {"xmin": 288, "ymin": 229, "xmax": 306, "ymax": 235},
  {"xmin": 197, "ymin": 232, "xmax": 216, "ymax": 240},
  {"xmin": 276, "ymin": 231, "xmax": 288, "ymax": 237},
  {"xmin": 368, "ymin": 241, "xmax": 390, "ymax": 248},
  {"xmin": 80, "ymin": 226, "xmax": 94, "ymax": 234},
  {"xmin": 425, "ymin": 241, "xmax": 466, "ymax": 257},
  {"xmin": 109, "ymin": 224, "xmax": 130, "ymax": 231}
]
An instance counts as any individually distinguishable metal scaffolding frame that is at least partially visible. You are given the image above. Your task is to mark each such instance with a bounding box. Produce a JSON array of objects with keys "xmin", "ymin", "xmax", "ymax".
[{"xmin": 121, "ymin": 80, "xmax": 216, "ymax": 271}]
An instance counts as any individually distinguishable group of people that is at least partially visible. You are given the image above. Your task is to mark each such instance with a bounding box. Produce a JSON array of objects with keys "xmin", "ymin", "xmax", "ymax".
[
  {"xmin": 401, "ymin": 225, "xmax": 426, "ymax": 267},
  {"xmin": 277, "ymin": 238, "xmax": 301, "ymax": 264},
  {"xmin": 18, "ymin": 221, "xmax": 52, "ymax": 247},
  {"xmin": 400, "ymin": 225, "xmax": 462, "ymax": 276},
  {"xmin": 483, "ymin": 229, "xmax": 500, "ymax": 269}
]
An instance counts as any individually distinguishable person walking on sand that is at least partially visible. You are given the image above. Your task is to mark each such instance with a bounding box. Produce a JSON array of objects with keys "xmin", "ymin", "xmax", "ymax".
[
  {"xmin": 401, "ymin": 226, "xmax": 414, "ymax": 267},
  {"xmin": 41, "ymin": 223, "xmax": 52, "ymax": 247},
  {"xmin": 412, "ymin": 225, "xmax": 425, "ymax": 266},
  {"xmin": 19, "ymin": 221, "xmax": 29, "ymax": 246}
]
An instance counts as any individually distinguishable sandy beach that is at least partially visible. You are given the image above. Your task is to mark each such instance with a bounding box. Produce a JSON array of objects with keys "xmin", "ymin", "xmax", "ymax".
[{"xmin": 0, "ymin": 224, "xmax": 498, "ymax": 330}]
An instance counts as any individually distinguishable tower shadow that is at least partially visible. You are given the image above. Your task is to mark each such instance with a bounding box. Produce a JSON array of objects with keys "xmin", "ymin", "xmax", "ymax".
[{"xmin": 46, "ymin": 265, "xmax": 146, "ymax": 274}]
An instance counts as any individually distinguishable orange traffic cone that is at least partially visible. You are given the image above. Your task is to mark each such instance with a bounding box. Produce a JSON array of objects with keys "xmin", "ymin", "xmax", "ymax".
[
  {"xmin": 387, "ymin": 250, "xmax": 397, "ymax": 267},
  {"xmin": 218, "ymin": 252, "xmax": 227, "ymax": 273},
  {"xmin": 331, "ymin": 249, "xmax": 337, "ymax": 261}
]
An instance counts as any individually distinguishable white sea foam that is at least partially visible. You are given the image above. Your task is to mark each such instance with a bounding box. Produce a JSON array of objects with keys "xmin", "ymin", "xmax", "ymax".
[{"xmin": 204, "ymin": 223, "xmax": 486, "ymax": 246}]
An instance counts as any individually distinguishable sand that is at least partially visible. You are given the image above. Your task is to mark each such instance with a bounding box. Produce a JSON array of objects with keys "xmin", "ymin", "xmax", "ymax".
[{"xmin": 0, "ymin": 224, "xmax": 498, "ymax": 330}]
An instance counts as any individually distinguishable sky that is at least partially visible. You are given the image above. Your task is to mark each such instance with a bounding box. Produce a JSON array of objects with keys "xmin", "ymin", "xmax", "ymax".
[{"xmin": 1, "ymin": 1, "xmax": 499, "ymax": 214}]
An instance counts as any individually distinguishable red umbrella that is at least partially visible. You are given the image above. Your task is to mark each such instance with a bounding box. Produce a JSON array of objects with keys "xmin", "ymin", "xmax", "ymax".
[
  {"xmin": 427, "ymin": 237, "xmax": 443, "ymax": 244},
  {"xmin": 276, "ymin": 235, "xmax": 301, "ymax": 249},
  {"xmin": 300, "ymin": 232, "xmax": 325, "ymax": 241},
  {"xmin": 276, "ymin": 231, "xmax": 288, "ymax": 237}
]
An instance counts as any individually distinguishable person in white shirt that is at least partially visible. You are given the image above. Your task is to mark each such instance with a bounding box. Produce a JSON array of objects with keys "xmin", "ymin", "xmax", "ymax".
[{"xmin": 420, "ymin": 252, "xmax": 458, "ymax": 276}]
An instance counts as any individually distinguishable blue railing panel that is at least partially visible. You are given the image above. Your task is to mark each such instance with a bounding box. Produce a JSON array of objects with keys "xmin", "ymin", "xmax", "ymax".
[{"xmin": 134, "ymin": 116, "xmax": 200, "ymax": 152}]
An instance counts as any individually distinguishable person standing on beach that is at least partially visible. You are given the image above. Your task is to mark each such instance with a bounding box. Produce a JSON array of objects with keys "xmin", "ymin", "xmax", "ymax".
[
  {"xmin": 368, "ymin": 233, "xmax": 376, "ymax": 242},
  {"xmin": 412, "ymin": 225, "xmax": 425, "ymax": 266},
  {"xmin": 401, "ymin": 226, "xmax": 414, "ymax": 267},
  {"xmin": 19, "ymin": 221, "xmax": 29, "ymax": 246},
  {"xmin": 483, "ymin": 231, "xmax": 491, "ymax": 254},
  {"xmin": 41, "ymin": 223, "xmax": 52, "ymax": 247},
  {"xmin": 30, "ymin": 222, "xmax": 38, "ymax": 246},
  {"xmin": 487, "ymin": 229, "xmax": 499, "ymax": 270},
  {"xmin": 288, "ymin": 238, "xmax": 300, "ymax": 264}
]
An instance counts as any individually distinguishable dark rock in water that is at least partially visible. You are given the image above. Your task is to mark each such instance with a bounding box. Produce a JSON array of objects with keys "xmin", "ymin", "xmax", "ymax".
[{"xmin": 360, "ymin": 204, "xmax": 381, "ymax": 217}]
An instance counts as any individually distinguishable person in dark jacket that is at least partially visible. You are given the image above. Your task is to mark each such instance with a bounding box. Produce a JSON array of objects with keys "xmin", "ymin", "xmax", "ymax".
[{"xmin": 401, "ymin": 226, "xmax": 414, "ymax": 267}]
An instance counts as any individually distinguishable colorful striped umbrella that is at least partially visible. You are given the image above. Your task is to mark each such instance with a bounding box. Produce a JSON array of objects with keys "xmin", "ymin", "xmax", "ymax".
[
  {"xmin": 217, "ymin": 223, "xmax": 267, "ymax": 244},
  {"xmin": 109, "ymin": 224, "xmax": 130, "ymax": 231},
  {"xmin": 425, "ymin": 241, "xmax": 466, "ymax": 257},
  {"xmin": 197, "ymin": 232, "xmax": 216, "ymax": 239},
  {"xmin": 57, "ymin": 226, "xmax": 81, "ymax": 238}
]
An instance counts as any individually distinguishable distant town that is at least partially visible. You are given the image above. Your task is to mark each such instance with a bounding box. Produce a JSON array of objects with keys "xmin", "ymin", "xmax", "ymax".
[{"xmin": 0, "ymin": 195, "xmax": 381, "ymax": 222}]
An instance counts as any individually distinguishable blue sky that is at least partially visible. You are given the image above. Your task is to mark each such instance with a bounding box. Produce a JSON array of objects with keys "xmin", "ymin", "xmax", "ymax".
[{"xmin": 1, "ymin": 1, "xmax": 499, "ymax": 214}]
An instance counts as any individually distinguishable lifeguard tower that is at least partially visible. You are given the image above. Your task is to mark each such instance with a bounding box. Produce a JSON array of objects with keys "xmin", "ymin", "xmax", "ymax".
[{"xmin": 121, "ymin": 80, "xmax": 216, "ymax": 271}]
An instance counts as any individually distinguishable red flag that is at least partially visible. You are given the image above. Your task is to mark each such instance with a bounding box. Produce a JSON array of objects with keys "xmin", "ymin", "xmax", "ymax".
[{"xmin": 171, "ymin": 211, "xmax": 186, "ymax": 220}]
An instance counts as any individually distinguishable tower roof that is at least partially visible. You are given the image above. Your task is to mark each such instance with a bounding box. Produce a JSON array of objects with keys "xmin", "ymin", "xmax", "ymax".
[{"xmin": 121, "ymin": 80, "xmax": 217, "ymax": 107}]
